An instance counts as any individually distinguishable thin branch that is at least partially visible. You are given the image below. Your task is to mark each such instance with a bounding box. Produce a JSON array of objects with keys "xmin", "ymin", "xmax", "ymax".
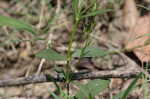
[{"xmin": 0, "ymin": 65, "xmax": 141, "ymax": 87}]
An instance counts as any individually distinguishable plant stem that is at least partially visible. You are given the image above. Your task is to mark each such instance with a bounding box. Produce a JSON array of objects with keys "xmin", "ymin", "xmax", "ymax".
[
  {"xmin": 65, "ymin": 21, "xmax": 78, "ymax": 96},
  {"xmin": 66, "ymin": 21, "xmax": 78, "ymax": 73}
]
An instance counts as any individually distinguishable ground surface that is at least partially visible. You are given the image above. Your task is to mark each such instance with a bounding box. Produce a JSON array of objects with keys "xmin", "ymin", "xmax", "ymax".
[{"xmin": 0, "ymin": 0, "xmax": 149, "ymax": 99}]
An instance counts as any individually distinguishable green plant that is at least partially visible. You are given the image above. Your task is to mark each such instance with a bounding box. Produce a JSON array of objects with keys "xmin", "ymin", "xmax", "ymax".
[
  {"xmin": 73, "ymin": 79, "xmax": 109, "ymax": 99},
  {"xmin": 0, "ymin": 15, "xmax": 37, "ymax": 35},
  {"xmin": 113, "ymin": 72, "xmax": 142, "ymax": 99},
  {"xmin": 0, "ymin": 0, "xmax": 148, "ymax": 99},
  {"xmin": 35, "ymin": 0, "xmax": 112, "ymax": 97}
]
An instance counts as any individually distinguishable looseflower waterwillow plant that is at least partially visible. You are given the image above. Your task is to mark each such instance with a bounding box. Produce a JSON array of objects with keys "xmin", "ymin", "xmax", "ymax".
[{"xmin": 0, "ymin": 0, "xmax": 143, "ymax": 99}]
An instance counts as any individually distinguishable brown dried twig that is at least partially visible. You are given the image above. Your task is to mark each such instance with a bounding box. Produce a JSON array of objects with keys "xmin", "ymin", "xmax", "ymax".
[{"xmin": 0, "ymin": 60, "xmax": 142, "ymax": 87}]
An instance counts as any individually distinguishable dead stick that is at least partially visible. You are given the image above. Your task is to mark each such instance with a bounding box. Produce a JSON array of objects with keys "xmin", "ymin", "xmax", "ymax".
[{"xmin": 0, "ymin": 65, "xmax": 141, "ymax": 87}]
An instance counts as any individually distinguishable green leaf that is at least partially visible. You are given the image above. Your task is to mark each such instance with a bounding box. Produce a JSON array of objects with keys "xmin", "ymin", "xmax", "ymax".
[
  {"xmin": 35, "ymin": 48, "xmax": 67, "ymax": 61},
  {"xmin": 72, "ymin": 46, "xmax": 109, "ymax": 58},
  {"xmin": 0, "ymin": 37, "xmax": 45, "ymax": 47},
  {"xmin": 72, "ymin": 0, "xmax": 79, "ymax": 15},
  {"xmin": 0, "ymin": 15, "xmax": 36, "ymax": 34},
  {"xmin": 121, "ymin": 73, "xmax": 142, "ymax": 99},
  {"xmin": 137, "ymin": 4, "xmax": 150, "ymax": 11},
  {"xmin": 72, "ymin": 0, "xmax": 79, "ymax": 11},
  {"xmin": 50, "ymin": 92, "xmax": 61, "ymax": 99},
  {"xmin": 74, "ymin": 79, "xmax": 109, "ymax": 99},
  {"xmin": 134, "ymin": 33, "xmax": 150, "ymax": 40},
  {"xmin": 82, "ymin": 9, "xmax": 113, "ymax": 18},
  {"xmin": 113, "ymin": 72, "xmax": 142, "ymax": 99},
  {"xmin": 72, "ymin": 0, "xmax": 81, "ymax": 21}
]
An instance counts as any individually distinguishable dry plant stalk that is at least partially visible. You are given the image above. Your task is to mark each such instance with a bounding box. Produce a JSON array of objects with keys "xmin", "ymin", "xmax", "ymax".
[{"xmin": 124, "ymin": 0, "xmax": 150, "ymax": 62}]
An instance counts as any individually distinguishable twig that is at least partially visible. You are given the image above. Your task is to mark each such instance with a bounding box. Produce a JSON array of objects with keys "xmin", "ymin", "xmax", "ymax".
[
  {"xmin": 0, "ymin": 65, "xmax": 141, "ymax": 87},
  {"xmin": 36, "ymin": 59, "xmax": 46, "ymax": 75}
]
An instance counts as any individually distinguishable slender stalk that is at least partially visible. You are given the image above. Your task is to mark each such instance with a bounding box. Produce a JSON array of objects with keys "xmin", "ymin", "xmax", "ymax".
[
  {"xmin": 65, "ymin": 21, "xmax": 78, "ymax": 96},
  {"xmin": 104, "ymin": 41, "xmax": 150, "ymax": 56},
  {"xmin": 66, "ymin": 21, "xmax": 78, "ymax": 72}
]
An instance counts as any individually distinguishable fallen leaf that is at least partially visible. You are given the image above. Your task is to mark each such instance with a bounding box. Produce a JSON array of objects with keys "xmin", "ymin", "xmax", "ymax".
[{"xmin": 126, "ymin": 14, "xmax": 150, "ymax": 62}]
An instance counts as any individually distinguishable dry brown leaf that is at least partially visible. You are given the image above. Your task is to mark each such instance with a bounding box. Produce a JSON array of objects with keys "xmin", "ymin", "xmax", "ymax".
[
  {"xmin": 124, "ymin": 0, "xmax": 150, "ymax": 62},
  {"xmin": 126, "ymin": 14, "xmax": 150, "ymax": 62}
]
